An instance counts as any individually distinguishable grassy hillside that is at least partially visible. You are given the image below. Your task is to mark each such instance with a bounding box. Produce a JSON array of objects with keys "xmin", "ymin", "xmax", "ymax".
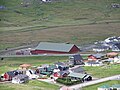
[{"xmin": 0, "ymin": 0, "xmax": 120, "ymax": 49}]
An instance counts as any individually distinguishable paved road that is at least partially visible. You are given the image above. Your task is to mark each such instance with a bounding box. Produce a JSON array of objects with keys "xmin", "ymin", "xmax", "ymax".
[
  {"xmin": 0, "ymin": 53, "xmax": 91, "ymax": 58},
  {"xmin": 69, "ymin": 74, "xmax": 120, "ymax": 90}
]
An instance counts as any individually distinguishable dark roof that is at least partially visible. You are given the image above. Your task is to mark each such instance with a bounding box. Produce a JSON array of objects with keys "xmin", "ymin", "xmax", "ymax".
[
  {"xmin": 71, "ymin": 66, "xmax": 84, "ymax": 73},
  {"xmin": 58, "ymin": 71, "xmax": 69, "ymax": 76},
  {"xmin": 35, "ymin": 42, "xmax": 78, "ymax": 52},
  {"xmin": 87, "ymin": 61, "xmax": 100, "ymax": 64},
  {"xmin": 0, "ymin": 6, "xmax": 6, "ymax": 10},
  {"xmin": 69, "ymin": 54, "xmax": 83, "ymax": 61},
  {"xmin": 6, "ymin": 70, "xmax": 20, "ymax": 77},
  {"xmin": 114, "ymin": 43, "xmax": 120, "ymax": 49},
  {"xmin": 55, "ymin": 62, "xmax": 65, "ymax": 66}
]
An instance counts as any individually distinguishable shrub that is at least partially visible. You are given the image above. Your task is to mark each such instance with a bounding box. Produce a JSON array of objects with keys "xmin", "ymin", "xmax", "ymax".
[{"xmin": 56, "ymin": 77, "xmax": 82, "ymax": 86}]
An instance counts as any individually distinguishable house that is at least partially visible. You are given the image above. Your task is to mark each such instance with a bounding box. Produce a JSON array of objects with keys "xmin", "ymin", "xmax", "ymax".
[
  {"xmin": 37, "ymin": 64, "xmax": 58, "ymax": 76},
  {"xmin": 88, "ymin": 53, "xmax": 105, "ymax": 61},
  {"xmin": 26, "ymin": 69, "xmax": 39, "ymax": 79},
  {"xmin": 53, "ymin": 71, "xmax": 69, "ymax": 79},
  {"xmin": 104, "ymin": 36, "xmax": 120, "ymax": 43},
  {"xmin": 84, "ymin": 61, "xmax": 103, "ymax": 66},
  {"xmin": 98, "ymin": 84, "xmax": 120, "ymax": 90},
  {"xmin": 106, "ymin": 52, "xmax": 118, "ymax": 58},
  {"xmin": 68, "ymin": 72, "xmax": 92, "ymax": 82},
  {"xmin": 111, "ymin": 84, "xmax": 120, "ymax": 90},
  {"xmin": 98, "ymin": 84, "xmax": 111, "ymax": 90},
  {"xmin": 111, "ymin": 43, "xmax": 120, "ymax": 51},
  {"xmin": 93, "ymin": 45, "xmax": 109, "ymax": 52},
  {"xmin": 30, "ymin": 42, "xmax": 80, "ymax": 54},
  {"xmin": 12, "ymin": 74, "xmax": 29, "ymax": 84},
  {"xmin": 114, "ymin": 56, "xmax": 120, "ymax": 64},
  {"xmin": 69, "ymin": 54, "xmax": 84, "ymax": 65},
  {"xmin": 55, "ymin": 62, "xmax": 69, "ymax": 71},
  {"xmin": 3, "ymin": 70, "xmax": 22, "ymax": 81},
  {"xmin": 41, "ymin": 0, "xmax": 52, "ymax": 2},
  {"xmin": 69, "ymin": 66, "xmax": 85, "ymax": 74},
  {"xmin": 20, "ymin": 64, "xmax": 31, "ymax": 70}
]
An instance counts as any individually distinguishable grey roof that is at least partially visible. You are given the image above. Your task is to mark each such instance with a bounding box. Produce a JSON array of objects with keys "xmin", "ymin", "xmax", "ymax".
[
  {"xmin": 114, "ymin": 43, "xmax": 120, "ymax": 49},
  {"xmin": 68, "ymin": 72, "xmax": 87, "ymax": 79},
  {"xmin": 93, "ymin": 45, "xmax": 109, "ymax": 49},
  {"xmin": 70, "ymin": 54, "xmax": 83, "ymax": 61},
  {"xmin": 7, "ymin": 71, "xmax": 15, "ymax": 77},
  {"xmin": 71, "ymin": 66, "xmax": 84, "ymax": 73},
  {"xmin": 87, "ymin": 61, "xmax": 100, "ymax": 64},
  {"xmin": 91, "ymin": 53, "xmax": 105, "ymax": 58},
  {"xmin": 35, "ymin": 42, "xmax": 77, "ymax": 52},
  {"xmin": 58, "ymin": 71, "xmax": 69, "ymax": 76},
  {"xmin": 13, "ymin": 74, "xmax": 28, "ymax": 80},
  {"xmin": 111, "ymin": 84, "xmax": 120, "ymax": 88}
]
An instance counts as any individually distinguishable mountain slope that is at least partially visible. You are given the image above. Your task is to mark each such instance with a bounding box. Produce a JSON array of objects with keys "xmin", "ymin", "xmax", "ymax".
[{"xmin": 0, "ymin": 0, "xmax": 120, "ymax": 49}]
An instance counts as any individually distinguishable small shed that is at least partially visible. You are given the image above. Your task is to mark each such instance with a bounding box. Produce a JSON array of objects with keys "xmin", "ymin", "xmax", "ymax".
[{"xmin": 20, "ymin": 64, "xmax": 31, "ymax": 70}]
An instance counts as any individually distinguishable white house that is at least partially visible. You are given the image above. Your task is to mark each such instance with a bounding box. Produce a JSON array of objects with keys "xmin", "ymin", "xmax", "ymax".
[
  {"xmin": 41, "ymin": 0, "xmax": 52, "ymax": 2},
  {"xmin": 12, "ymin": 74, "xmax": 29, "ymax": 84},
  {"xmin": 26, "ymin": 69, "xmax": 39, "ymax": 79}
]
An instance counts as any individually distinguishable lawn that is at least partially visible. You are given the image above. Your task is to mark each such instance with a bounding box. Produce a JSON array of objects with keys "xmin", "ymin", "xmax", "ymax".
[
  {"xmin": 0, "ymin": 80, "xmax": 59, "ymax": 90},
  {"xmin": 83, "ymin": 64, "xmax": 120, "ymax": 78},
  {"xmin": 0, "ymin": 56, "xmax": 68, "ymax": 74},
  {"xmin": 83, "ymin": 80, "xmax": 120, "ymax": 90}
]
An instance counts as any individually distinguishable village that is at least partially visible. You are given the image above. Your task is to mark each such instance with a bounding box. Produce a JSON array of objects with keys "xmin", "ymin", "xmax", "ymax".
[{"xmin": 0, "ymin": 36, "xmax": 120, "ymax": 90}]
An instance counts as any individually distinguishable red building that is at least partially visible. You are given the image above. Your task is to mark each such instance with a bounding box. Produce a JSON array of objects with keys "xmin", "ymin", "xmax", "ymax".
[
  {"xmin": 31, "ymin": 42, "xmax": 80, "ymax": 54},
  {"xmin": 53, "ymin": 71, "xmax": 69, "ymax": 78},
  {"xmin": 88, "ymin": 54, "xmax": 105, "ymax": 61},
  {"xmin": 3, "ymin": 70, "xmax": 20, "ymax": 81}
]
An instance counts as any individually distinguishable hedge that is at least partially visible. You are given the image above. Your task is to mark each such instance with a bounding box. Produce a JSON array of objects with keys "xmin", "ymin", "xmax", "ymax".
[{"xmin": 56, "ymin": 77, "xmax": 82, "ymax": 86}]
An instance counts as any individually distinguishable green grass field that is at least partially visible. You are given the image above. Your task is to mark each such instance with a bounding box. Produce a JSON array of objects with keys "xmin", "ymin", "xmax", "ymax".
[
  {"xmin": 0, "ymin": 0, "xmax": 120, "ymax": 50},
  {"xmin": 0, "ymin": 56, "xmax": 68, "ymax": 74},
  {"xmin": 83, "ymin": 80, "xmax": 120, "ymax": 90},
  {"xmin": 0, "ymin": 80, "xmax": 59, "ymax": 90},
  {"xmin": 83, "ymin": 64, "xmax": 120, "ymax": 78}
]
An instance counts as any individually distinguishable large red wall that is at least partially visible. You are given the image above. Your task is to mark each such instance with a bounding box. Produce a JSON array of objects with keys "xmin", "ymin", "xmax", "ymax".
[{"xmin": 31, "ymin": 45, "xmax": 80, "ymax": 54}]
